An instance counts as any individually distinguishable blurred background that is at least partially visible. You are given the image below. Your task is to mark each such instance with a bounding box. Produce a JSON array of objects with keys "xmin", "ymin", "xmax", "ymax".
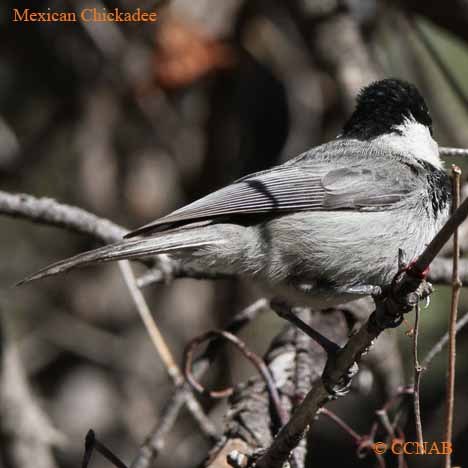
[{"xmin": 1, "ymin": 1, "xmax": 468, "ymax": 467}]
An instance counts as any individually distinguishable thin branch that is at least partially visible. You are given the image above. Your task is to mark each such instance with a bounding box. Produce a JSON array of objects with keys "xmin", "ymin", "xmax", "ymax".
[
  {"xmin": 412, "ymin": 302, "xmax": 424, "ymax": 446},
  {"xmin": 376, "ymin": 409, "xmax": 396, "ymax": 440},
  {"xmin": 444, "ymin": 165, "xmax": 462, "ymax": 468},
  {"xmin": 395, "ymin": 428, "xmax": 409, "ymax": 468},
  {"xmin": 189, "ymin": 298, "xmax": 269, "ymax": 388},
  {"xmin": 319, "ymin": 409, "xmax": 388, "ymax": 467},
  {"xmin": 0, "ymin": 190, "xmax": 127, "ymax": 243},
  {"xmin": 118, "ymin": 260, "xmax": 217, "ymax": 439},
  {"xmin": 422, "ymin": 311, "xmax": 468, "ymax": 369},
  {"xmin": 428, "ymin": 257, "xmax": 468, "ymax": 284},
  {"xmin": 129, "ymin": 388, "xmax": 187, "ymax": 468},
  {"xmin": 118, "ymin": 261, "xmax": 180, "ymax": 382},
  {"xmin": 440, "ymin": 147, "xmax": 468, "ymax": 158},
  {"xmin": 318, "ymin": 408, "xmax": 361, "ymax": 443},
  {"xmin": 136, "ymin": 268, "xmax": 166, "ymax": 288}
]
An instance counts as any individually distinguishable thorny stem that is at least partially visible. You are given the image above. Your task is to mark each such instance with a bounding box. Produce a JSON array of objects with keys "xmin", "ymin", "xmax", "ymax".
[{"xmin": 444, "ymin": 166, "xmax": 462, "ymax": 468}]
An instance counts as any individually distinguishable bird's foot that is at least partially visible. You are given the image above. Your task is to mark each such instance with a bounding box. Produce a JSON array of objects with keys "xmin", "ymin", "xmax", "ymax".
[
  {"xmin": 374, "ymin": 277, "xmax": 433, "ymax": 329},
  {"xmin": 323, "ymin": 358, "xmax": 359, "ymax": 397},
  {"xmin": 416, "ymin": 281, "xmax": 433, "ymax": 308}
]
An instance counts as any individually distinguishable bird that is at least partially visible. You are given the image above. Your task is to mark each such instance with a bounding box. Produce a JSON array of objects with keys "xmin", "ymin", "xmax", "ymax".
[{"xmin": 19, "ymin": 78, "xmax": 451, "ymax": 354}]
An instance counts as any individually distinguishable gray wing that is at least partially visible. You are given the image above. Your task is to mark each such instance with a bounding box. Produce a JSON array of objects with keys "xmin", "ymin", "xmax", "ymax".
[{"xmin": 126, "ymin": 141, "xmax": 421, "ymax": 238}]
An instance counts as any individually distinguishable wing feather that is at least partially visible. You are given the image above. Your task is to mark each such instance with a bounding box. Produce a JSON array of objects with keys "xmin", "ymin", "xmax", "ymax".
[{"xmin": 125, "ymin": 141, "xmax": 421, "ymax": 238}]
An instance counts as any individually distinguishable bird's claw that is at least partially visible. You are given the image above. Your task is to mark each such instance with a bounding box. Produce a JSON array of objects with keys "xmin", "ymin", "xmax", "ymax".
[
  {"xmin": 323, "ymin": 359, "xmax": 359, "ymax": 397},
  {"xmin": 417, "ymin": 281, "xmax": 433, "ymax": 305},
  {"xmin": 374, "ymin": 311, "xmax": 405, "ymax": 329}
]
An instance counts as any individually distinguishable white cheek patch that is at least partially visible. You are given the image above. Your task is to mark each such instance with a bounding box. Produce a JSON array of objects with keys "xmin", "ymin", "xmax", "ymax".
[{"xmin": 374, "ymin": 118, "xmax": 443, "ymax": 169}]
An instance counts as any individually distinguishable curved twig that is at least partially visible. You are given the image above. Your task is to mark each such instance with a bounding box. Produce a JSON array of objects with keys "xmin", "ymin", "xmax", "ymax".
[{"xmin": 184, "ymin": 330, "xmax": 289, "ymax": 426}]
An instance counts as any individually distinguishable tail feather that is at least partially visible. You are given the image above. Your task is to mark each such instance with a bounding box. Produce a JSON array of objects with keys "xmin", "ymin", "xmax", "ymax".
[{"xmin": 17, "ymin": 231, "xmax": 223, "ymax": 286}]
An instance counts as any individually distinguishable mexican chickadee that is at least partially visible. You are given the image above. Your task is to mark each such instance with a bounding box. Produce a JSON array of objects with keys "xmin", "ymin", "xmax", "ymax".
[{"xmin": 20, "ymin": 79, "xmax": 451, "ymax": 316}]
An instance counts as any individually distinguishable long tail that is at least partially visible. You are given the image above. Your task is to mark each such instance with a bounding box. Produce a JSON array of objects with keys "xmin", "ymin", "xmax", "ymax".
[{"xmin": 17, "ymin": 229, "xmax": 224, "ymax": 286}]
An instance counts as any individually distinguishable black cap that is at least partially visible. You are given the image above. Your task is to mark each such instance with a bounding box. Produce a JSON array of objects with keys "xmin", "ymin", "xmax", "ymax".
[{"xmin": 342, "ymin": 79, "xmax": 433, "ymax": 140}]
